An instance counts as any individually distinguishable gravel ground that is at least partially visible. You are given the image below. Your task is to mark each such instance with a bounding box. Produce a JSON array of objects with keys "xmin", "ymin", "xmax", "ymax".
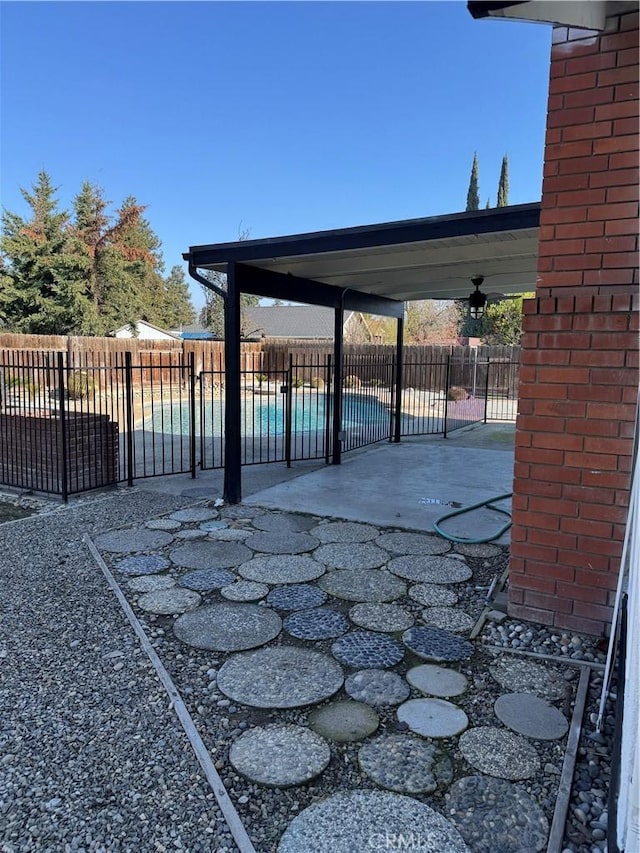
[{"xmin": 0, "ymin": 488, "xmax": 240, "ymax": 853}]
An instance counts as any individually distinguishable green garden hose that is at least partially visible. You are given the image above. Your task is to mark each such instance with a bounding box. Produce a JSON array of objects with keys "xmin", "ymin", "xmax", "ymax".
[{"xmin": 433, "ymin": 492, "xmax": 513, "ymax": 544}]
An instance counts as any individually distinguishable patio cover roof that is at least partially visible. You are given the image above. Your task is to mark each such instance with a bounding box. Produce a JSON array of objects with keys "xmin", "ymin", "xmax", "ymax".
[{"xmin": 185, "ymin": 202, "xmax": 540, "ymax": 305}]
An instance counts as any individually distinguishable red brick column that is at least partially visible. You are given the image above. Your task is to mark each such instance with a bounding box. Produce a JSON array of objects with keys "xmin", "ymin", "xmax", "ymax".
[{"xmin": 509, "ymin": 10, "xmax": 639, "ymax": 635}]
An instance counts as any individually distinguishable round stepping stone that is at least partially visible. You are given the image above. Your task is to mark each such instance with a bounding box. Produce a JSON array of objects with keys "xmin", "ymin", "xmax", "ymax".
[
  {"xmin": 239, "ymin": 555, "xmax": 325, "ymax": 584},
  {"xmin": 173, "ymin": 603, "xmax": 281, "ymax": 652},
  {"xmin": 453, "ymin": 542, "xmax": 502, "ymax": 558},
  {"xmin": 169, "ymin": 541, "xmax": 251, "ymax": 570},
  {"xmin": 388, "ymin": 556, "xmax": 472, "ymax": 584},
  {"xmin": 221, "ymin": 504, "xmax": 261, "ymax": 519},
  {"xmin": 358, "ymin": 734, "xmax": 453, "ymax": 794},
  {"xmin": 221, "ymin": 580, "xmax": 269, "ymax": 602},
  {"xmin": 397, "ymin": 697, "xmax": 468, "ymax": 738},
  {"xmin": 284, "ymin": 608, "xmax": 349, "ymax": 640},
  {"xmin": 403, "ymin": 627, "xmax": 474, "ymax": 662},
  {"xmin": 319, "ymin": 569, "xmax": 406, "ymax": 603},
  {"xmin": 489, "ymin": 657, "xmax": 567, "ymax": 701},
  {"xmin": 314, "ymin": 543, "xmax": 388, "ymax": 569},
  {"xmin": 207, "ymin": 528, "xmax": 252, "ymax": 541},
  {"xmin": 174, "ymin": 529, "xmax": 207, "ymax": 540},
  {"xmin": 178, "ymin": 567, "xmax": 235, "ymax": 591},
  {"xmin": 309, "ymin": 700, "xmax": 379, "ymax": 742},
  {"xmin": 217, "ymin": 647, "xmax": 344, "ymax": 708},
  {"xmin": 245, "ymin": 531, "xmax": 318, "ymax": 554},
  {"xmin": 459, "ymin": 727, "xmax": 540, "ymax": 780},
  {"xmin": 95, "ymin": 529, "xmax": 173, "ymax": 554},
  {"xmin": 407, "ymin": 664, "xmax": 468, "ymax": 698},
  {"xmin": 376, "ymin": 531, "xmax": 450, "ymax": 556},
  {"xmin": 349, "ymin": 603, "xmax": 414, "ymax": 633},
  {"xmin": 169, "ymin": 507, "xmax": 219, "ymax": 523},
  {"xmin": 421, "ymin": 607, "xmax": 476, "ymax": 635},
  {"xmin": 137, "ymin": 587, "xmax": 201, "ymax": 615},
  {"xmin": 311, "ymin": 521, "xmax": 380, "ymax": 543},
  {"xmin": 229, "ymin": 724, "xmax": 330, "ymax": 787},
  {"xmin": 252, "ymin": 513, "xmax": 316, "ymax": 533},
  {"xmin": 345, "ymin": 669, "xmax": 410, "ymax": 706},
  {"xmin": 114, "ymin": 554, "xmax": 171, "ymax": 575},
  {"xmin": 199, "ymin": 519, "xmax": 228, "ymax": 532},
  {"xmin": 278, "ymin": 790, "xmax": 469, "ymax": 853},
  {"xmin": 332, "ymin": 631, "xmax": 404, "ymax": 669},
  {"xmin": 448, "ymin": 775, "xmax": 549, "ymax": 853},
  {"xmin": 145, "ymin": 518, "xmax": 181, "ymax": 531},
  {"xmin": 494, "ymin": 693, "xmax": 569, "ymax": 741},
  {"xmin": 267, "ymin": 584, "xmax": 327, "ymax": 611},
  {"xmin": 127, "ymin": 575, "xmax": 176, "ymax": 593},
  {"xmin": 409, "ymin": 584, "xmax": 459, "ymax": 607}
]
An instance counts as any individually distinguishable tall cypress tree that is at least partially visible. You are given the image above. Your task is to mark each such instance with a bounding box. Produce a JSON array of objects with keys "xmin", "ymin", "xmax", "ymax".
[
  {"xmin": 497, "ymin": 155, "xmax": 510, "ymax": 207},
  {"xmin": 466, "ymin": 153, "xmax": 480, "ymax": 211}
]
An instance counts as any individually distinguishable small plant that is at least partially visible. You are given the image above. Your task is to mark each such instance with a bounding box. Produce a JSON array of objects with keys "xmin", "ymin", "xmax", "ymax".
[
  {"xmin": 343, "ymin": 374, "xmax": 362, "ymax": 389},
  {"xmin": 447, "ymin": 386, "xmax": 469, "ymax": 402},
  {"xmin": 309, "ymin": 375, "xmax": 325, "ymax": 389},
  {"xmin": 67, "ymin": 370, "xmax": 95, "ymax": 400},
  {"xmin": 292, "ymin": 376, "xmax": 305, "ymax": 389},
  {"xmin": 254, "ymin": 373, "xmax": 268, "ymax": 386},
  {"xmin": 369, "ymin": 378, "xmax": 383, "ymax": 387}
]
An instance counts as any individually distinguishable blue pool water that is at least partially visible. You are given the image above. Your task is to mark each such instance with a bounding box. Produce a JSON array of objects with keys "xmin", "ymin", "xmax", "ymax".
[{"xmin": 148, "ymin": 393, "xmax": 390, "ymax": 437}]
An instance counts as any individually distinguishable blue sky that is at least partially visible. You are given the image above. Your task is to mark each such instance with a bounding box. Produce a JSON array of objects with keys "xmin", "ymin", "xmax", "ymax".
[{"xmin": 1, "ymin": 1, "xmax": 551, "ymax": 311}]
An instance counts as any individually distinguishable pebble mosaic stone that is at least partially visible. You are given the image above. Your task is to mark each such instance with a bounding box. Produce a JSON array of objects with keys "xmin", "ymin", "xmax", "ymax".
[
  {"xmin": 174, "ymin": 529, "xmax": 207, "ymax": 540},
  {"xmin": 136, "ymin": 587, "xmax": 201, "ymax": 615},
  {"xmin": 220, "ymin": 505, "xmax": 262, "ymax": 519},
  {"xmin": 447, "ymin": 775, "xmax": 549, "ymax": 853},
  {"xmin": 217, "ymin": 647, "xmax": 344, "ymax": 708},
  {"xmin": 199, "ymin": 520, "xmax": 228, "ymax": 532},
  {"xmin": 244, "ymin": 531, "xmax": 319, "ymax": 554},
  {"xmin": 239, "ymin": 555, "xmax": 326, "ymax": 584},
  {"xmin": 344, "ymin": 669, "xmax": 410, "ymax": 706},
  {"xmin": 458, "ymin": 727, "xmax": 541, "ymax": 780},
  {"xmin": 207, "ymin": 528, "xmax": 253, "ymax": 541},
  {"xmin": 169, "ymin": 541, "xmax": 252, "ymax": 570},
  {"xmin": 145, "ymin": 518, "xmax": 182, "ymax": 531},
  {"xmin": 221, "ymin": 580, "xmax": 269, "ymax": 602},
  {"xmin": 277, "ymin": 790, "xmax": 470, "ymax": 853},
  {"xmin": 409, "ymin": 584, "xmax": 459, "ymax": 607},
  {"xmin": 396, "ymin": 697, "xmax": 469, "ymax": 738},
  {"xmin": 494, "ymin": 693, "xmax": 569, "ymax": 741},
  {"xmin": 453, "ymin": 542, "xmax": 502, "ymax": 558},
  {"xmin": 178, "ymin": 567, "xmax": 236, "ymax": 591},
  {"xmin": 127, "ymin": 575, "xmax": 177, "ymax": 593},
  {"xmin": 489, "ymin": 657, "xmax": 568, "ymax": 701},
  {"xmin": 173, "ymin": 603, "xmax": 282, "ymax": 652},
  {"xmin": 403, "ymin": 627, "xmax": 474, "ymax": 662},
  {"xmin": 388, "ymin": 556, "xmax": 472, "ymax": 584},
  {"xmin": 114, "ymin": 554, "xmax": 171, "ymax": 575},
  {"xmin": 348, "ymin": 603, "xmax": 414, "ymax": 633},
  {"xmin": 229, "ymin": 724, "xmax": 330, "ymax": 787},
  {"xmin": 358, "ymin": 734, "xmax": 453, "ymax": 794},
  {"xmin": 266, "ymin": 584, "xmax": 328, "ymax": 611},
  {"xmin": 406, "ymin": 664, "xmax": 468, "ymax": 698},
  {"xmin": 251, "ymin": 512, "xmax": 317, "ymax": 533},
  {"xmin": 169, "ymin": 508, "xmax": 219, "ymax": 523},
  {"xmin": 421, "ymin": 607, "xmax": 476, "ymax": 635},
  {"xmin": 332, "ymin": 631, "xmax": 404, "ymax": 669},
  {"xmin": 310, "ymin": 521, "xmax": 380, "ymax": 543},
  {"xmin": 94, "ymin": 529, "xmax": 174, "ymax": 554},
  {"xmin": 375, "ymin": 531, "xmax": 450, "ymax": 556},
  {"xmin": 284, "ymin": 608, "xmax": 350, "ymax": 641},
  {"xmin": 318, "ymin": 569, "xmax": 406, "ymax": 603},
  {"xmin": 309, "ymin": 700, "xmax": 379, "ymax": 742},
  {"xmin": 314, "ymin": 542, "xmax": 388, "ymax": 570}
]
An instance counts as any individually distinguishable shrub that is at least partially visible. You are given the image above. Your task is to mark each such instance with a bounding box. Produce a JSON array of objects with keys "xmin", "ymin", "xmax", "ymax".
[
  {"xmin": 369, "ymin": 378, "xmax": 383, "ymax": 387},
  {"xmin": 292, "ymin": 376, "xmax": 305, "ymax": 389},
  {"xmin": 309, "ymin": 375, "xmax": 325, "ymax": 389},
  {"xmin": 343, "ymin": 374, "xmax": 362, "ymax": 389},
  {"xmin": 254, "ymin": 373, "xmax": 268, "ymax": 386},
  {"xmin": 67, "ymin": 370, "xmax": 95, "ymax": 400},
  {"xmin": 447, "ymin": 386, "xmax": 469, "ymax": 402}
]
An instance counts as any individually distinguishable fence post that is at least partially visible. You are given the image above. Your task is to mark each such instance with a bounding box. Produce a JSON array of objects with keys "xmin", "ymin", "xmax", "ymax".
[
  {"xmin": 285, "ymin": 354, "xmax": 293, "ymax": 468},
  {"xmin": 484, "ymin": 359, "xmax": 492, "ymax": 424},
  {"xmin": 324, "ymin": 354, "xmax": 332, "ymax": 464},
  {"xmin": 125, "ymin": 351, "xmax": 134, "ymax": 486},
  {"xmin": 189, "ymin": 351, "xmax": 197, "ymax": 478},
  {"xmin": 443, "ymin": 355, "xmax": 451, "ymax": 439},
  {"xmin": 393, "ymin": 315, "xmax": 404, "ymax": 443},
  {"xmin": 56, "ymin": 352, "xmax": 69, "ymax": 502}
]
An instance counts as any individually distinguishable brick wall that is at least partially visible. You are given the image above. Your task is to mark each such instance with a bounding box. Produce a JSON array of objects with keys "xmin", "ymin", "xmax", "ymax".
[
  {"xmin": 510, "ymin": 9, "xmax": 639, "ymax": 635},
  {"xmin": 0, "ymin": 413, "xmax": 119, "ymax": 496}
]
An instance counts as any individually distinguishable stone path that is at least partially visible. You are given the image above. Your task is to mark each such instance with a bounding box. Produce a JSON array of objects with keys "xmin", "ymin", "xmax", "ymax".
[{"xmin": 92, "ymin": 502, "xmax": 569, "ymax": 852}]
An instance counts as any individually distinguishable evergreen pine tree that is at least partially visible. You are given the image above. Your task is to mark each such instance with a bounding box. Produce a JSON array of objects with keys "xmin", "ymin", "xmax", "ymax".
[
  {"xmin": 485, "ymin": 198, "xmax": 491, "ymax": 209},
  {"xmin": 465, "ymin": 153, "xmax": 480, "ymax": 211},
  {"xmin": 497, "ymin": 155, "xmax": 510, "ymax": 207},
  {"xmin": 160, "ymin": 266, "xmax": 196, "ymax": 329}
]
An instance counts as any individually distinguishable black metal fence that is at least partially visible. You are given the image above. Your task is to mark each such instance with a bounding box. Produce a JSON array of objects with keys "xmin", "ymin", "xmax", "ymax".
[{"xmin": 1, "ymin": 349, "xmax": 519, "ymax": 498}]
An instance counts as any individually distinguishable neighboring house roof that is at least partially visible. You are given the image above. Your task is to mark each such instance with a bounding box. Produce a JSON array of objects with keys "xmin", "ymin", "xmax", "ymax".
[
  {"xmin": 244, "ymin": 306, "xmax": 355, "ymax": 340},
  {"xmin": 112, "ymin": 321, "xmax": 181, "ymax": 340},
  {"xmin": 171, "ymin": 323, "xmax": 220, "ymax": 340}
]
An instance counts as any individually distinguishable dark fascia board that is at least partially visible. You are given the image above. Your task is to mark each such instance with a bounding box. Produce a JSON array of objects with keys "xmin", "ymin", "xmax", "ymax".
[
  {"xmin": 467, "ymin": 1, "xmax": 530, "ymax": 19},
  {"xmin": 233, "ymin": 263, "xmax": 404, "ymax": 319},
  {"xmin": 184, "ymin": 203, "xmax": 540, "ymax": 269}
]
